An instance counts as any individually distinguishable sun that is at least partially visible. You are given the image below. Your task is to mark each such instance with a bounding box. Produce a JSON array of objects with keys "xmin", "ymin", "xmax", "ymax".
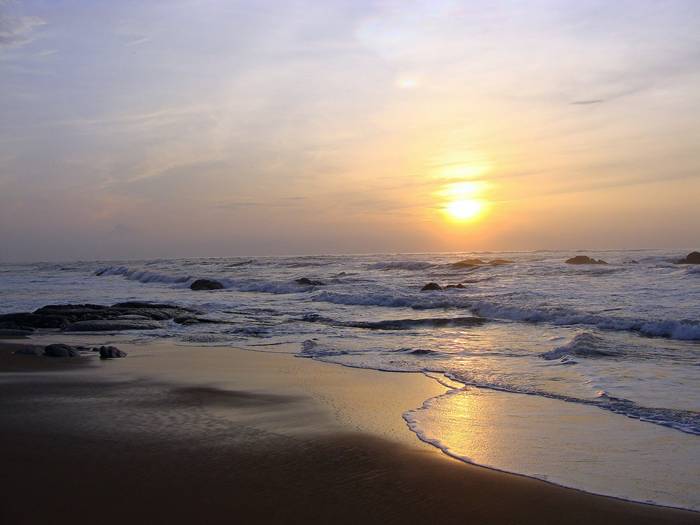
[{"xmin": 444, "ymin": 199, "xmax": 485, "ymax": 221}]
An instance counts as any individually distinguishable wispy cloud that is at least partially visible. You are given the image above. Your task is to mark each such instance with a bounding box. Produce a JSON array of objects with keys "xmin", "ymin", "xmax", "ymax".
[
  {"xmin": 0, "ymin": 2, "xmax": 44, "ymax": 50},
  {"xmin": 125, "ymin": 36, "xmax": 151, "ymax": 47}
]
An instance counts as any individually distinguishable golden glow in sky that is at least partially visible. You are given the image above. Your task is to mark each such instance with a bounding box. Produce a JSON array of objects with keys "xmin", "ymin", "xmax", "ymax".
[{"xmin": 2, "ymin": 1, "xmax": 699, "ymax": 261}]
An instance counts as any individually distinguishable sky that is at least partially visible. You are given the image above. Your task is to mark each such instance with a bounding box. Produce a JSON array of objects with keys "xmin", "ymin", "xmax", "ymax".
[{"xmin": 1, "ymin": 0, "xmax": 699, "ymax": 262}]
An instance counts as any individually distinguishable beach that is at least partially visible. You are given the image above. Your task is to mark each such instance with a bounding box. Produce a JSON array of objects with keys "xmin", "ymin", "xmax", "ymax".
[{"xmin": 1, "ymin": 338, "xmax": 697, "ymax": 525}]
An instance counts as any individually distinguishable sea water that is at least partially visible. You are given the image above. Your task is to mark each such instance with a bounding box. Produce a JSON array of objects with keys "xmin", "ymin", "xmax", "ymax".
[{"xmin": 1, "ymin": 250, "xmax": 698, "ymax": 509}]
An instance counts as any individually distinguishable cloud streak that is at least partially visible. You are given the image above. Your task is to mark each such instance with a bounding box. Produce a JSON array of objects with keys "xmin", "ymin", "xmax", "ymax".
[{"xmin": 0, "ymin": 2, "xmax": 44, "ymax": 50}]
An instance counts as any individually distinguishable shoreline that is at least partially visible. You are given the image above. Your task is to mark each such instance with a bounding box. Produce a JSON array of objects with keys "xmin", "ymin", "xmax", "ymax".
[{"xmin": 1, "ymin": 337, "xmax": 699, "ymax": 524}]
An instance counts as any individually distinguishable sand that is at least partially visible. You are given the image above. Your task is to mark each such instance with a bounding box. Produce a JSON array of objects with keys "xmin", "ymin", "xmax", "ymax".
[{"xmin": 0, "ymin": 338, "xmax": 698, "ymax": 524}]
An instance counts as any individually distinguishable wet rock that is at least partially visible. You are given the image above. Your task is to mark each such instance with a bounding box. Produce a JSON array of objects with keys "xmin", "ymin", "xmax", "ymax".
[
  {"xmin": 96, "ymin": 345, "xmax": 127, "ymax": 359},
  {"xmin": 676, "ymin": 251, "xmax": 700, "ymax": 264},
  {"xmin": 64, "ymin": 319, "xmax": 164, "ymax": 332},
  {"xmin": 0, "ymin": 302, "xmax": 196, "ymax": 332},
  {"xmin": 444, "ymin": 284, "xmax": 465, "ymax": 289},
  {"xmin": 295, "ymin": 278, "xmax": 325, "ymax": 286},
  {"xmin": 44, "ymin": 344, "xmax": 82, "ymax": 357},
  {"xmin": 565, "ymin": 255, "xmax": 607, "ymax": 265},
  {"xmin": 0, "ymin": 312, "xmax": 69, "ymax": 330},
  {"xmin": 421, "ymin": 282, "xmax": 442, "ymax": 291},
  {"xmin": 190, "ymin": 279, "xmax": 225, "ymax": 290}
]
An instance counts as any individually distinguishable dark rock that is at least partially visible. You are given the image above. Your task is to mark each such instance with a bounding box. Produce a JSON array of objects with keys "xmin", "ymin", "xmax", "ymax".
[
  {"xmin": 0, "ymin": 302, "xmax": 197, "ymax": 332},
  {"xmin": 34, "ymin": 304, "xmax": 108, "ymax": 314},
  {"xmin": 421, "ymin": 283, "xmax": 442, "ymax": 291},
  {"xmin": 444, "ymin": 284, "xmax": 465, "ymax": 289},
  {"xmin": 97, "ymin": 345, "xmax": 127, "ymax": 359},
  {"xmin": 64, "ymin": 319, "xmax": 164, "ymax": 332},
  {"xmin": 0, "ymin": 312, "xmax": 69, "ymax": 330},
  {"xmin": 295, "ymin": 278, "xmax": 325, "ymax": 286},
  {"xmin": 565, "ymin": 255, "xmax": 607, "ymax": 265},
  {"xmin": 44, "ymin": 344, "xmax": 82, "ymax": 357},
  {"xmin": 676, "ymin": 251, "xmax": 700, "ymax": 264},
  {"xmin": 190, "ymin": 279, "xmax": 224, "ymax": 290}
]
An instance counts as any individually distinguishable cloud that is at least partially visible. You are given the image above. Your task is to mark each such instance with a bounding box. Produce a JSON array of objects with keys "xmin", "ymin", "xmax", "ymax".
[
  {"xmin": 571, "ymin": 99, "xmax": 605, "ymax": 105},
  {"xmin": 216, "ymin": 196, "xmax": 306, "ymax": 210},
  {"xmin": 0, "ymin": 3, "xmax": 44, "ymax": 50}
]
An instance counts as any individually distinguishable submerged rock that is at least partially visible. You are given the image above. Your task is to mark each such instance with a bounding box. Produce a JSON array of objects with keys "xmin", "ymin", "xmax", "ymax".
[
  {"xmin": 190, "ymin": 279, "xmax": 224, "ymax": 290},
  {"xmin": 444, "ymin": 284, "xmax": 465, "ymax": 289},
  {"xmin": 565, "ymin": 255, "xmax": 607, "ymax": 265},
  {"xmin": 64, "ymin": 319, "xmax": 164, "ymax": 332},
  {"xmin": 676, "ymin": 251, "xmax": 700, "ymax": 264},
  {"xmin": 97, "ymin": 345, "xmax": 127, "ymax": 359},
  {"xmin": 44, "ymin": 344, "xmax": 82, "ymax": 357},
  {"xmin": 421, "ymin": 282, "xmax": 442, "ymax": 291},
  {"xmin": 295, "ymin": 277, "xmax": 325, "ymax": 286}
]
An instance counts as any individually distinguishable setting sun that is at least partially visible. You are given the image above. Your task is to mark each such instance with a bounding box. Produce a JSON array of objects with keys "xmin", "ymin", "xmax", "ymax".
[
  {"xmin": 444, "ymin": 199, "xmax": 485, "ymax": 221},
  {"xmin": 436, "ymin": 179, "xmax": 490, "ymax": 223}
]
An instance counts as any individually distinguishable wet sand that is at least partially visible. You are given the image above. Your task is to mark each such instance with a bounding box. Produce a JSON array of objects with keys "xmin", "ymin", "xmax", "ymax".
[{"xmin": 0, "ymin": 339, "xmax": 698, "ymax": 525}]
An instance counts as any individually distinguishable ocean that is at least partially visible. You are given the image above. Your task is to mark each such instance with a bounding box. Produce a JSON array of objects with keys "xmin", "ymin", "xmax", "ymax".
[{"xmin": 1, "ymin": 249, "xmax": 699, "ymax": 509}]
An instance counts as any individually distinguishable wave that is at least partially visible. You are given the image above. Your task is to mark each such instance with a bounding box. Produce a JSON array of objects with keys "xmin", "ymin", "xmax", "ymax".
[
  {"xmin": 440, "ymin": 371, "xmax": 700, "ymax": 436},
  {"xmin": 310, "ymin": 291, "xmax": 700, "ymax": 341},
  {"xmin": 299, "ymin": 338, "xmax": 700, "ymax": 436},
  {"xmin": 225, "ymin": 260, "xmax": 254, "ymax": 268},
  {"xmin": 366, "ymin": 261, "xmax": 435, "ymax": 271},
  {"xmin": 95, "ymin": 264, "xmax": 700, "ymax": 341},
  {"xmin": 540, "ymin": 333, "xmax": 617, "ymax": 361},
  {"xmin": 96, "ymin": 265, "xmax": 325, "ymax": 294},
  {"xmin": 471, "ymin": 301, "xmax": 700, "ymax": 341},
  {"xmin": 95, "ymin": 266, "xmax": 192, "ymax": 284},
  {"xmin": 298, "ymin": 339, "xmax": 349, "ymax": 357}
]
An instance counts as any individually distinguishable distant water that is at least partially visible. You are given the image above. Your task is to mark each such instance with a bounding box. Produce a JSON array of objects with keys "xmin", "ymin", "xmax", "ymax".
[{"xmin": 1, "ymin": 250, "xmax": 699, "ymax": 509}]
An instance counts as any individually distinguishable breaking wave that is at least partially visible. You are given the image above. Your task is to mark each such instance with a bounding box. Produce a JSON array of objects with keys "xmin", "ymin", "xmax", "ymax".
[
  {"xmin": 366, "ymin": 261, "xmax": 435, "ymax": 271},
  {"xmin": 95, "ymin": 266, "xmax": 192, "ymax": 284}
]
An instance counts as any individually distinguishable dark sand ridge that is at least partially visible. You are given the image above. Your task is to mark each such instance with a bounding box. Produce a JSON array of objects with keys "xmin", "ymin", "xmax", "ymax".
[{"xmin": 1, "ymin": 339, "xmax": 698, "ymax": 525}]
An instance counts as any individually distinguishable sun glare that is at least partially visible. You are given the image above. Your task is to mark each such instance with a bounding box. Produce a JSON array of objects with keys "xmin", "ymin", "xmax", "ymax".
[
  {"xmin": 436, "ymin": 178, "xmax": 490, "ymax": 223},
  {"xmin": 445, "ymin": 199, "xmax": 484, "ymax": 221}
]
